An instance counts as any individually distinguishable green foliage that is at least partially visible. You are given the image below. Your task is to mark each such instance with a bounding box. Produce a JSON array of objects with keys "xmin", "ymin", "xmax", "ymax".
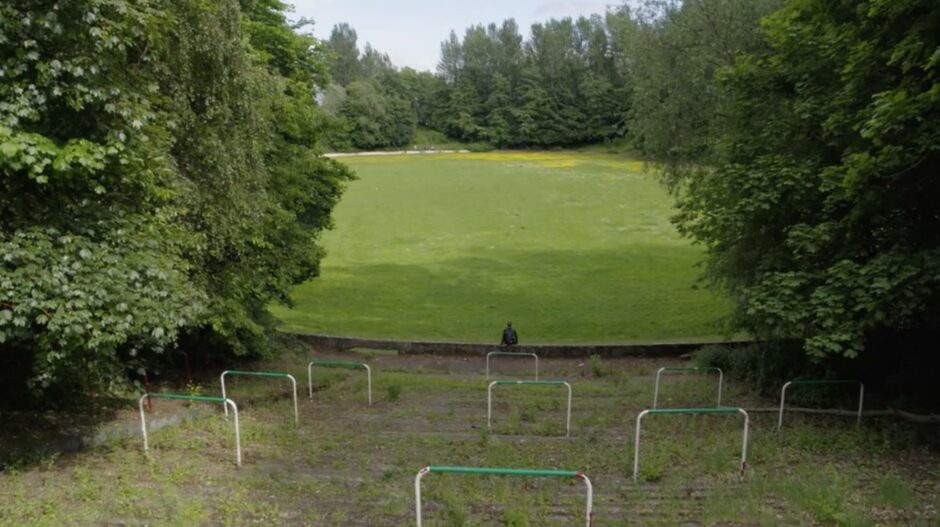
[
  {"xmin": 0, "ymin": 224, "xmax": 202, "ymax": 392},
  {"xmin": 0, "ymin": 0, "xmax": 200, "ymax": 397},
  {"xmin": 325, "ymin": 23, "xmax": 360, "ymax": 86},
  {"xmin": 334, "ymin": 80, "xmax": 416, "ymax": 150},
  {"xmin": 323, "ymin": 14, "xmax": 631, "ymax": 150},
  {"xmin": 588, "ymin": 354, "xmax": 607, "ymax": 378},
  {"xmin": 696, "ymin": 343, "xmax": 813, "ymax": 397},
  {"xmin": 432, "ymin": 17, "xmax": 628, "ymax": 148},
  {"xmin": 322, "ymin": 26, "xmax": 420, "ymax": 150},
  {"xmin": 1, "ymin": 0, "xmax": 348, "ymax": 402},
  {"xmin": 386, "ymin": 384, "xmax": 402, "ymax": 402},
  {"xmin": 672, "ymin": 0, "xmax": 940, "ymax": 358},
  {"xmin": 621, "ymin": 0, "xmax": 781, "ymax": 167}
]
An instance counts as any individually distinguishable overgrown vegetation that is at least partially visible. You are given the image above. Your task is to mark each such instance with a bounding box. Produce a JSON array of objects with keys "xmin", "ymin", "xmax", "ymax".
[
  {"xmin": 662, "ymin": 0, "xmax": 940, "ymax": 360},
  {"xmin": 1, "ymin": 355, "xmax": 936, "ymax": 525},
  {"xmin": 0, "ymin": 0, "xmax": 350, "ymax": 404}
]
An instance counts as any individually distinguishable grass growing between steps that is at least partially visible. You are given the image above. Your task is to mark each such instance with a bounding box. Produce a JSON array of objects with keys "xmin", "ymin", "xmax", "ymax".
[{"xmin": 1, "ymin": 353, "xmax": 937, "ymax": 526}]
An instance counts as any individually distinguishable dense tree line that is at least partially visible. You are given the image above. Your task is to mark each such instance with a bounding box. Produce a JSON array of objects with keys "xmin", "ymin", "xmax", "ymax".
[
  {"xmin": 0, "ymin": 0, "xmax": 350, "ymax": 404},
  {"xmin": 322, "ymin": 15, "xmax": 633, "ymax": 150},
  {"xmin": 320, "ymin": 4, "xmax": 778, "ymax": 151},
  {"xmin": 430, "ymin": 17, "xmax": 629, "ymax": 147},
  {"xmin": 320, "ymin": 24, "xmax": 422, "ymax": 150},
  {"xmin": 610, "ymin": 0, "xmax": 940, "ymax": 366}
]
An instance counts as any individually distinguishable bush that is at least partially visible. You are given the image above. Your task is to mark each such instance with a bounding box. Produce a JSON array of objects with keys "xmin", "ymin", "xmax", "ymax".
[
  {"xmin": 386, "ymin": 384, "xmax": 402, "ymax": 402},
  {"xmin": 696, "ymin": 342, "xmax": 869, "ymax": 409},
  {"xmin": 589, "ymin": 354, "xmax": 607, "ymax": 378},
  {"xmin": 695, "ymin": 342, "xmax": 826, "ymax": 398}
]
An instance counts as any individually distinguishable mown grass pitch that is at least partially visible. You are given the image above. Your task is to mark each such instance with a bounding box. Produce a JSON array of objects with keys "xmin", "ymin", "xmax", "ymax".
[
  {"xmin": 1, "ymin": 353, "xmax": 936, "ymax": 526},
  {"xmin": 272, "ymin": 152, "xmax": 730, "ymax": 343}
]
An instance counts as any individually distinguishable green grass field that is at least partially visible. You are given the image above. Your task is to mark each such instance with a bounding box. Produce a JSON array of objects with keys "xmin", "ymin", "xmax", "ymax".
[{"xmin": 272, "ymin": 152, "xmax": 730, "ymax": 343}]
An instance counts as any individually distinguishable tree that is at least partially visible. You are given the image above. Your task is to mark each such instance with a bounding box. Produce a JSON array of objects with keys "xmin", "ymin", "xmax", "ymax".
[
  {"xmin": 359, "ymin": 43, "xmax": 394, "ymax": 79},
  {"xmin": 398, "ymin": 68, "xmax": 448, "ymax": 129},
  {"xmin": 338, "ymin": 80, "xmax": 416, "ymax": 149},
  {"xmin": 437, "ymin": 30, "xmax": 463, "ymax": 84},
  {"xmin": 620, "ymin": 0, "xmax": 780, "ymax": 168},
  {"xmin": 0, "ymin": 0, "xmax": 349, "ymax": 403},
  {"xmin": 327, "ymin": 23, "xmax": 360, "ymax": 86},
  {"xmin": 0, "ymin": 0, "xmax": 203, "ymax": 398},
  {"xmin": 672, "ymin": 0, "xmax": 940, "ymax": 358},
  {"xmin": 429, "ymin": 16, "xmax": 626, "ymax": 147}
]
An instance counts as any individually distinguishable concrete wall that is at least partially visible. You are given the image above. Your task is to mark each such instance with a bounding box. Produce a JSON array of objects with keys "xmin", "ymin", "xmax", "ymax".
[{"xmin": 291, "ymin": 333, "xmax": 752, "ymax": 358}]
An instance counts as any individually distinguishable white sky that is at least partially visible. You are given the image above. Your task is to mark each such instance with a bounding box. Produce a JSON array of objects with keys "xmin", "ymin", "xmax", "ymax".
[{"xmin": 291, "ymin": 0, "xmax": 618, "ymax": 72}]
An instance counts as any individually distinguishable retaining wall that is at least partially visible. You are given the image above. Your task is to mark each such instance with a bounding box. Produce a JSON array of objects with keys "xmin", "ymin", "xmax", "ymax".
[{"xmin": 291, "ymin": 333, "xmax": 752, "ymax": 358}]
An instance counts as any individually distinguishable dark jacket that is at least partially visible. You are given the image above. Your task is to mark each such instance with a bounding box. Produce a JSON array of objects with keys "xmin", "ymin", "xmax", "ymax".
[{"xmin": 501, "ymin": 327, "xmax": 518, "ymax": 346}]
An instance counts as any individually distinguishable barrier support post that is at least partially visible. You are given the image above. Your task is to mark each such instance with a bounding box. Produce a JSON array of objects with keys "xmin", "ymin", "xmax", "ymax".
[
  {"xmin": 143, "ymin": 371, "xmax": 152, "ymax": 412},
  {"xmin": 172, "ymin": 350, "xmax": 192, "ymax": 385}
]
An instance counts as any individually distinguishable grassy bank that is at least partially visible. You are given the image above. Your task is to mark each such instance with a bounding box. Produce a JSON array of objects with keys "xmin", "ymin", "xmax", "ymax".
[{"xmin": 272, "ymin": 151, "xmax": 730, "ymax": 343}]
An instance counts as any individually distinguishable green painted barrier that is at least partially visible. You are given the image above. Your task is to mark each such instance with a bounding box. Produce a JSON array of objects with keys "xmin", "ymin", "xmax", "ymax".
[
  {"xmin": 415, "ymin": 466, "xmax": 592, "ymax": 526},
  {"xmin": 307, "ymin": 359, "xmax": 372, "ymax": 405},
  {"xmin": 220, "ymin": 370, "xmax": 299, "ymax": 425},
  {"xmin": 647, "ymin": 406, "xmax": 740, "ymax": 415},
  {"xmin": 491, "ymin": 380, "xmax": 566, "ymax": 386},
  {"xmin": 146, "ymin": 393, "xmax": 225, "ymax": 403},
  {"xmin": 653, "ymin": 366, "xmax": 724, "ymax": 408},
  {"xmin": 789, "ymin": 379, "xmax": 859, "ymax": 385},
  {"xmin": 310, "ymin": 359, "xmax": 366, "ymax": 368},
  {"xmin": 139, "ymin": 393, "xmax": 242, "ymax": 467},
  {"xmin": 778, "ymin": 379, "xmax": 864, "ymax": 429},
  {"xmin": 633, "ymin": 406, "xmax": 749, "ymax": 482},
  {"xmin": 223, "ymin": 370, "xmax": 291, "ymax": 378},
  {"xmin": 427, "ymin": 466, "xmax": 579, "ymax": 477}
]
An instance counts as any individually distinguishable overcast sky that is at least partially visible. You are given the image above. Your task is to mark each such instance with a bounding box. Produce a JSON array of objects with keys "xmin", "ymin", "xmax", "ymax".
[{"xmin": 291, "ymin": 0, "xmax": 617, "ymax": 72}]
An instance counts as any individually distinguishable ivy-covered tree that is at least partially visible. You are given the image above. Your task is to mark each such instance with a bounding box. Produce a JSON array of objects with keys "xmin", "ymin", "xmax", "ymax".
[{"xmin": 326, "ymin": 22, "xmax": 360, "ymax": 86}]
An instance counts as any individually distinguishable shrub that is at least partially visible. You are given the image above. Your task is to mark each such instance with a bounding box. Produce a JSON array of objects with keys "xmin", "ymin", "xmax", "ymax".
[
  {"xmin": 386, "ymin": 384, "xmax": 402, "ymax": 402},
  {"xmin": 589, "ymin": 354, "xmax": 607, "ymax": 378}
]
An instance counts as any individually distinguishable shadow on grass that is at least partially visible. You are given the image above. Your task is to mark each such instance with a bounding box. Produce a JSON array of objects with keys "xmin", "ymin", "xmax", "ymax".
[
  {"xmin": 0, "ymin": 402, "xmax": 126, "ymax": 470},
  {"xmin": 275, "ymin": 246, "xmax": 730, "ymax": 343}
]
